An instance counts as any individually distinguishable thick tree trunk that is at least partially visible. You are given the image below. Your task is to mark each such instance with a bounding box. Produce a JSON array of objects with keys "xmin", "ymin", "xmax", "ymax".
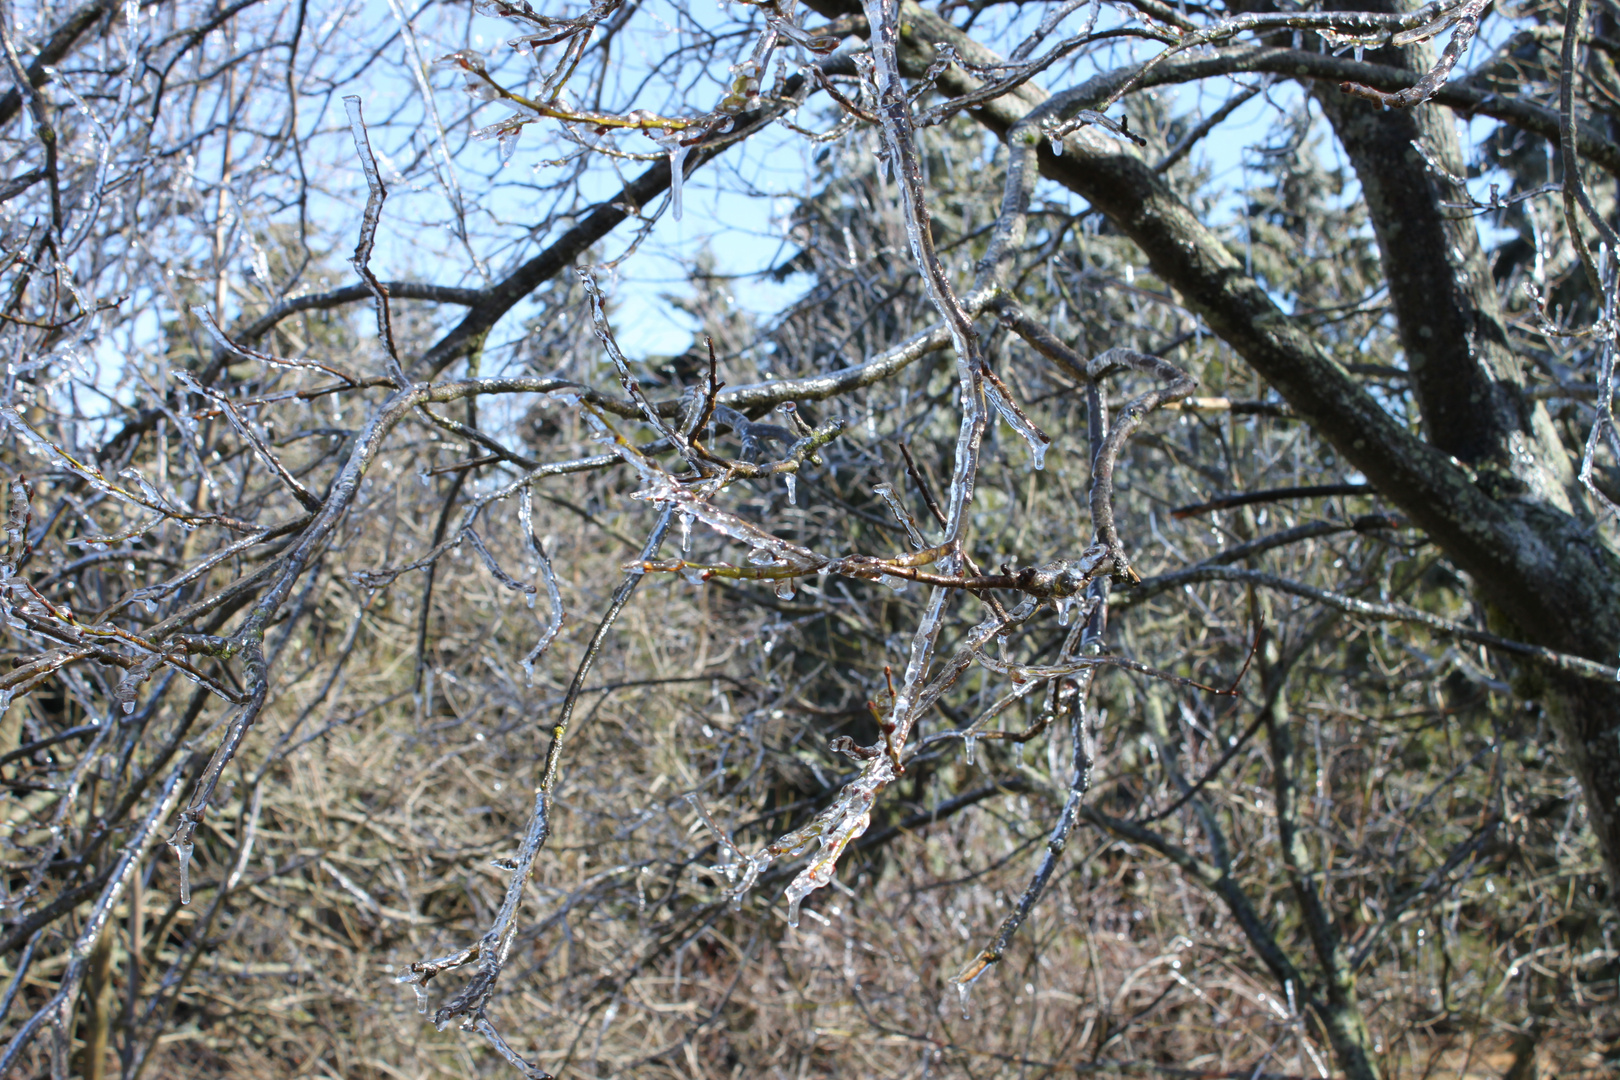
[{"xmin": 1309, "ymin": 5, "xmax": 1620, "ymax": 896}]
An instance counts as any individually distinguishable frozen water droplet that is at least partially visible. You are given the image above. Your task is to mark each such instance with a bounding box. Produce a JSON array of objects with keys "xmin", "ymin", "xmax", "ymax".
[
  {"xmin": 1050, "ymin": 137, "xmax": 1063, "ymax": 156},
  {"xmin": 122, "ymin": 700, "xmax": 135, "ymax": 714},
  {"xmin": 956, "ymin": 980, "xmax": 972, "ymax": 1019},
  {"xmin": 747, "ymin": 546, "xmax": 778, "ymax": 566},
  {"xmin": 878, "ymin": 574, "xmax": 909, "ymax": 592},
  {"xmin": 680, "ymin": 565, "xmax": 706, "ymax": 586},
  {"xmin": 1354, "ymin": 44, "xmax": 1364, "ymax": 62},
  {"xmin": 521, "ymin": 658, "xmax": 535, "ymax": 685},
  {"xmin": 774, "ymin": 578, "xmax": 795, "ymax": 600}
]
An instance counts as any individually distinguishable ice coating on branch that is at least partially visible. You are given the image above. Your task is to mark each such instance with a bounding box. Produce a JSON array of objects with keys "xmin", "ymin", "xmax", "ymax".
[
  {"xmin": 783, "ymin": 767, "xmax": 885, "ymax": 928},
  {"xmin": 636, "ymin": 473, "xmax": 825, "ymax": 574},
  {"xmin": 688, "ymin": 796, "xmax": 774, "ymax": 911},
  {"xmin": 518, "ymin": 486, "xmax": 566, "ymax": 683},
  {"xmin": 5, "ymin": 477, "xmax": 28, "ymax": 543},
  {"xmin": 1, "ymin": 407, "xmax": 135, "ymax": 503},
  {"xmin": 873, "ymin": 483, "xmax": 927, "ymax": 549},
  {"xmin": 517, "ymin": 485, "xmax": 537, "ymax": 570},
  {"xmin": 688, "ymin": 795, "xmax": 744, "ymax": 877},
  {"xmin": 984, "ymin": 378, "xmax": 1051, "ymax": 470},
  {"xmin": 465, "ymin": 528, "xmax": 539, "ymax": 602}
]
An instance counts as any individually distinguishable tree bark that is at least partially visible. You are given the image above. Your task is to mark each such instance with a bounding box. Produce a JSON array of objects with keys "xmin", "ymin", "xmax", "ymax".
[{"xmin": 1303, "ymin": 0, "xmax": 1620, "ymax": 900}]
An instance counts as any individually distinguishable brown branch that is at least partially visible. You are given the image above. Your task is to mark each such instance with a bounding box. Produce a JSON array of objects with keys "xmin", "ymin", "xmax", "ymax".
[{"xmin": 1171, "ymin": 483, "xmax": 1377, "ymax": 519}]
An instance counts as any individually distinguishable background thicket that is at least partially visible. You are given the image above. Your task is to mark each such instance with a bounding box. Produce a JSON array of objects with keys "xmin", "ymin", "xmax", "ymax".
[{"xmin": 0, "ymin": 0, "xmax": 1616, "ymax": 1077}]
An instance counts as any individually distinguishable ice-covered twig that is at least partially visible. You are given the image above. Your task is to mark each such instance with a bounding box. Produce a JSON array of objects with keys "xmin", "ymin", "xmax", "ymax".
[
  {"xmin": 951, "ymin": 674, "xmax": 1092, "ymax": 1012},
  {"xmin": 189, "ymin": 304, "xmax": 370, "ymax": 387},
  {"xmin": 173, "ymin": 370, "xmax": 324, "ymax": 512},
  {"xmin": 1338, "ymin": 0, "xmax": 1489, "ymax": 109},
  {"xmin": 0, "ymin": 759, "xmax": 188, "ymax": 1074},
  {"xmin": 579, "ymin": 269, "xmax": 689, "ymax": 455},
  {"xmin": 1084, "ymin": 348, "xmax": 1197, "ymax": 581},
  {"xmin": 398, "ymin": 506, "xmax": 673, "ymax": 1070},
  {"xmin": 518, "ymin": 486, "xmax": 566, "ymax": 678},
  {"xmin": 343, "ymin": 96, "xmax": 407, "ymax": 387}
]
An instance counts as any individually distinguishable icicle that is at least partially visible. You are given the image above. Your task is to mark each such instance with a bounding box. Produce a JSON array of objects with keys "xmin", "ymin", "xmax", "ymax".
[
  {"xmin": 174, "ymin": 839, "xmax": 194, "ymax": 905},
  {"xmin": 963, "ymin": 733, "xmax": 976, "ymax": 765},
  {"xmin": 679, "ymin": 510, "xmax": 693, "ymax": 553},
  {"xmin": 1050, "ymin": 137, "xmax": 1063, "ymax": 156},
  {"xmin": 1353, "ymin": 44, "xmax": 1364, "ymax": 63},
  {"xmin": 786, "ymin": 888, "xmax": 807, "ymax": 929},
  {"xmin": 956, "ymin": 981, "xmax": 972, "ymax": 1019},
  {"xmin": 662, "ymin": 137, "xmax": 690, "ymax": 221},
  {"xmin": 409, "ymin": 983, "xmax": 429, "ymax": 1014},
  {"xmin": 784, "ymin": 474, "xmax": 796, "ymax": 505}
]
